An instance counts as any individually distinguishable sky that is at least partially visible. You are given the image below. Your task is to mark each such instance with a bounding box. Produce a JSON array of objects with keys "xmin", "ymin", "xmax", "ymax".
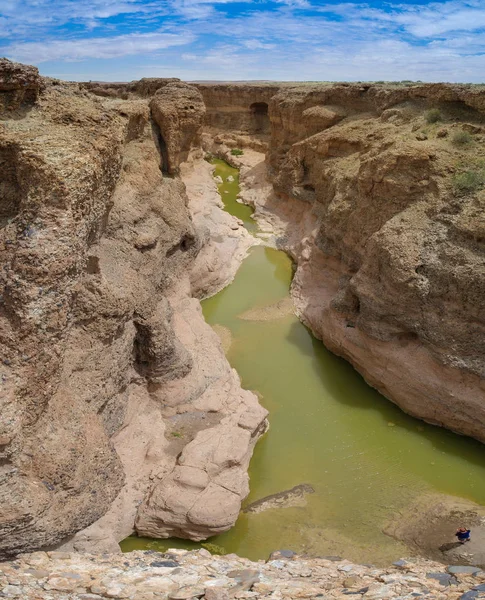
[{"xmin": 1, "ymin": 0, "xmax": 485, "ymax": 82}]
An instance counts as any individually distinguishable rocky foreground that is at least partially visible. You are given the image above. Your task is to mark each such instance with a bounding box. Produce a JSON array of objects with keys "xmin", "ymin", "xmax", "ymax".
[{"xmin": 1, "ymin": 549, "xmax": 485, "ymax": 600}]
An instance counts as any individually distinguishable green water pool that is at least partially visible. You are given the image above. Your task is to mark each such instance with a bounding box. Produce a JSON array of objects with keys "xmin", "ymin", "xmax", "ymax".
[
  {"xmin": 211, "ymin": 158, "xmax": 258, "ymax": 233},
  {"xmin": 121, "ymin": 160, "xmax": 485, "ymax": 564}
]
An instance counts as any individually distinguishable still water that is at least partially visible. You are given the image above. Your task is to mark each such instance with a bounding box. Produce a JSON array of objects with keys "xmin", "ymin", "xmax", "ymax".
[{"xmin": 121, "ymin": 159, "xmax": 485, "ymax": 564}]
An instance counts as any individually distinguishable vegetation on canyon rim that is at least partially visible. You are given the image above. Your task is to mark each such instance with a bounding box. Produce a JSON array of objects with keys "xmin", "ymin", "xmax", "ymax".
[
  {"xmin": 452, "ymin": 129, "xmax": 473, "ymax": 145},
  {"xmin": 453, "ymin": 169, "xmax": 485, "ymax": 194},
  {"xmin": 425, "ymin": 108, "xmax": 442, "ymax": 124}
]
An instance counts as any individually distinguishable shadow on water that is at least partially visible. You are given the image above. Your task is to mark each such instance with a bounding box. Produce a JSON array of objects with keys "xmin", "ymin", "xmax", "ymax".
[
  {"xmin": 264, "ymin": 246, "xmax": 295, "ymax": 283},
  {"xmin": 284, "ymin": 320, "xmax": 485, "ymax": 473}
]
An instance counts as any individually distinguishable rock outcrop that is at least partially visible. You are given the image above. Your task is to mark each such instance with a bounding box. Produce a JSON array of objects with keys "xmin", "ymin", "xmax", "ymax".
[
  {"xmin": 263, "ymin": 84, "xmax": 485, "ymax": 442},
  {"xmin": 150, "ymin": 82, "xmax": 206, "ymax": 175},
  {"xmin": 0, "ymin": 60, "xmax": 266, "ymax": 558},
  {"xmin": 0, "ymin": 71, "xmax": 127, "ymax": 557},
  {"xmin": 0, "ymin": 58, "xmax": 41, "ymax": 112},
  {"xmin": 195, "ymin": 84, "xmax": 277, "ymax": 136}
]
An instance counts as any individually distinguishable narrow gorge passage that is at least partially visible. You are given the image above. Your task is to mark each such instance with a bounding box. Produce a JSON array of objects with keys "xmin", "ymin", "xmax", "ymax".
[{"xmin": 122, "ymin": 160, "xmax": 485, "ymax": 565}]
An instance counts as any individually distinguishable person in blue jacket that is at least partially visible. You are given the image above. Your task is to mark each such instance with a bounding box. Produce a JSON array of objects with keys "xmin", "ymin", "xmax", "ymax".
[{"xmin": 455, "ymin": 527, "xmax": 471, "ymax": 543}]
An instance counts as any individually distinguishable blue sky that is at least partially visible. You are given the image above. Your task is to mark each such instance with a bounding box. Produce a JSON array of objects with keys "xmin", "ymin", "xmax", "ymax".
[{"xmin": 1, "ymin": 0, "xmax": 485, "ymax": 82}]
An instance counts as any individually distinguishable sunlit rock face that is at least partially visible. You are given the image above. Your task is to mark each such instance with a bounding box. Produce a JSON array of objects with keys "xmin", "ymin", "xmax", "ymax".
[
  {"xmin": 150, "ymin": 82, "xmax": 206, "ymax": 175},
  {"xmin": 0, "ymin": 60, "xmax": 264, "ymax": 557},
  {"xmin": 265, "ymin": 82, "xmax": 485, "ymax": 442}
]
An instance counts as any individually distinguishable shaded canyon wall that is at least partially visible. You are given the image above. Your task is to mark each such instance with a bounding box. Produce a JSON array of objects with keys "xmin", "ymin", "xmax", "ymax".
[{"xmin": 0, "ymin": 61, "xmax": 267, "ymax": 558}]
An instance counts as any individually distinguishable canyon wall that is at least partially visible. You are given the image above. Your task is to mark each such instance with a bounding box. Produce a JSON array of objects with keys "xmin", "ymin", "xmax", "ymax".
[
  {"xmin": 220, "ymin": 82, "xmax": 485, "ymax": 443},
  {"xmin": 195, "ymin": 84, "xmax": 276, "ymax": 135},
  {"xmin": 193, "ymin": 81, "xmax": 485, "ymax": 442},
  {"xmin": 0, "ymin": 60, "xmax": 266, "ymax": 558},
  {"xmin": 263, "ymin": 84, "xmax": 485, "ymax": 442}
]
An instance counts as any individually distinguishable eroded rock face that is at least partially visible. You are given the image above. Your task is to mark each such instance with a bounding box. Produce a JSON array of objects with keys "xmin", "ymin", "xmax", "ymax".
[
  {"xmin": 0, "ymin": 58, "xmax": 41, "ymax": 112},
  {"xmin": 261, "ymin": 83, "xmax": 485, "ymax": 442},
  {"xmin": 0, "ymin": 62, "xmax": 265, "ymax": 557},
  {"xmin": 136, "ymin": 415, "xmax": 267, "ymax": 540},
  {"xmin": 196, "ymin": 84, "xmax": 276, "ymax": 136},
  {"xmin": 82, "ymin": 78, "xmax": 181, "ymax": 99},
  {"xmin": 0, "ymin": 72, "xmax": 127, "ymax": 556},
  {"xmin": 150, "ymin": 82, "xmax": 206, "ymax": 175}
]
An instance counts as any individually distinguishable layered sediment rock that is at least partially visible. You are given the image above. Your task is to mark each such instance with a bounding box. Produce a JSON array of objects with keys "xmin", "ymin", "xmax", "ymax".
[
  {"xmin": 196, "ymin": 84, "xmax": 278, "ymax": 153},
  {"xmin": 0, "ymin": 60, "xmax": 266, "ymax": 557},
  {"xmin": 150, "ymin": 82, "xmax": 206, "ymax": 175},
  {"xmin": 0, "ymin": 58, "xmax": 41, "ymax": 111},
  {"xmin": 262, "ymin": 83, "xmax": 485, "ymax": 442}
]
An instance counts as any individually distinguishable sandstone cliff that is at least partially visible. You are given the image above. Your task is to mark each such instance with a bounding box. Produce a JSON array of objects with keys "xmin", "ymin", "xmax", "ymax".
[
  {"xmin": 0, "ymin": 60, "xmax": 266, "ymax": 558},
  {"xmin": 263, "ymin": 83, "xmax": 485, "ymax": 442}
]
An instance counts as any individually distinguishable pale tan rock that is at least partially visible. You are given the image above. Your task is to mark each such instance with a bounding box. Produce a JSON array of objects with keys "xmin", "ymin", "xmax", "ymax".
[
  {"xmin": 302, "ymin": 105, "xmax": 346, "ymax": 135},
  {"xmin": 150, "ymin": 82, "xmax": 205, "ymax": 175},
  {"xmin": 188, "ymin": 483, "xmax": 241, "ymax": 528},
  {"xmin": 181, "ymin": 157, "xmax": 257, "ymax": 299},
  {"xmin": 205, "ymin": 588, "xmax": 230, "ymax": 600},
  {"xmin": 173, "ymin": 466, "xmax": 210, "ymax": 490},
  {"xmin": 136, "ymin": 420, "xmax": 266, "ymax": 539},
  {"xmin": 0, "ymin": 61, "xmax": 268, "ymax": 556}
]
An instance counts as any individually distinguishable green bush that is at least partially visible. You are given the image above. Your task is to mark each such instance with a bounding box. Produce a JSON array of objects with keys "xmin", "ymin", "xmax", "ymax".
[
  {"xmin": 425, "ymin": 108, "xmax": 442, "ymax": 124},
  {"xmin": 453, "ymin": 170, "xmax": 485, "ymax": 194},
  {"xmin": 452, "ymin": 130, "xmax": 473, "ymax": 145},
  {"xmin": 231, "ymin": 148, "xmax": 244, "ymax": 156},
  {"xmin": 204, "ymin": 152, "xmax": 214, "ymax": 162}
]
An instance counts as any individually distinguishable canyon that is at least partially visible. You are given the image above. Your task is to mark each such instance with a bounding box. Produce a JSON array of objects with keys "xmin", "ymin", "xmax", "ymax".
[{"xmin": 1, "ymin": 57, "xmax": 485, "ymax": 570}]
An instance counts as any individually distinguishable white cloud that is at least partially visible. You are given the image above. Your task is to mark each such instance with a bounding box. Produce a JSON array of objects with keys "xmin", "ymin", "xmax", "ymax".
[
  {"xmin": 4, "ymin": 30, "xmax": 195, "ymax": 62},
  {"xmin": 243, "ymin": 39, "xmax": 275, "ymax": 50},
  {"xmin": 2, "ymin": 0, "xmax": 485, "ymax": 82},
  {"xmin": 396, "ymin": 7, "xmax": 485, "ymax": 37}
]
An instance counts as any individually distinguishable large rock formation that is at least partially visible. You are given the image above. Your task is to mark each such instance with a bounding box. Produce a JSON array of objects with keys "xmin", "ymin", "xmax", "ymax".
[
  {"xmin": 150, "ymin": 82, "xmax": 206, "ymax": 175},
  {"xmin": 262, "ymin": 83, "xmax": 485, "ymax": 442},
  {"xmin": 0, "ymin": 60, "xmax": 266, "ymax": 558}
]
